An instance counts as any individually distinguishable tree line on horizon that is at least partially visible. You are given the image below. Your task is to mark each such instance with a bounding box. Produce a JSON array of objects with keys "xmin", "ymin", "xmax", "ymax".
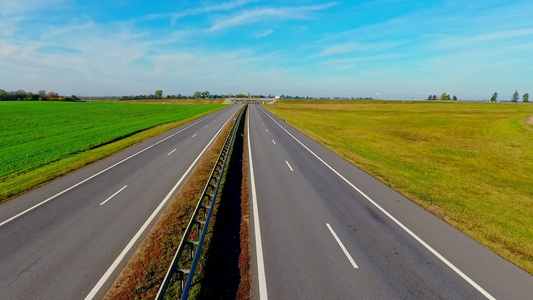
[
  {"xmin": 427, "ymin": 93, "xmax": 457, "ymax": 101},
  {"xmin": 2, "ymin": 88, "xmax": 530, "ymax": 102},
  {"xmin": 0, "ymin": 89, "xmax": 79, "ymax": 101},
  {"xmin": 490, "ymin": 91, "xmax": 529, "ymax": 102}
]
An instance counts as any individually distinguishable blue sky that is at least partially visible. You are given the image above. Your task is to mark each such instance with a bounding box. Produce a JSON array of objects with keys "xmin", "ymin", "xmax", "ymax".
[{"xmin": 0, "ymin": 0, "xmax": 532, "ymax": 99}]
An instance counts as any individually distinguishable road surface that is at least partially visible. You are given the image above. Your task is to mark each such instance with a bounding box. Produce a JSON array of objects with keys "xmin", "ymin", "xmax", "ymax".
[
  {"xmin": 247, "ymin": 103, "xmax": 533, "ymax": 299},
  {"xmin": 0, "ymin": 104, "xmax": 241, "ymax": 300}
]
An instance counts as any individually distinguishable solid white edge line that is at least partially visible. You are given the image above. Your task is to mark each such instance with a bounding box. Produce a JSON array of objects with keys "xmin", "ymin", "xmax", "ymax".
[
  {"xmin": 99, "ymin": 185, "xmax": 128, "ymax": 206},
  {"xmin": 285, "ymin": 160, "xmax": 294, "ymax": 172},
  {"xmin": 84, "ymin": 110, "xmax": 234, "ymax": 300},
  {"xmin": 192, "ymin": 133, "xmax": 197, "ymax": 137},
  {"xmin": 167, "ymin": 149, "xmax": 176, "ymax": 156},
  {"xmin": 326, "ymin": 223, "xmax": 359, "ymax": 268},
  {"xmin": 248, "ymin": 107, "xmax": 269, "ymax": 300},
  {"xmin": 259, "ymin": 107, "xmax": 496, "ymax": 300},
  {"xmin": 0, "ymin": 109, "xmax": 227, "ymax": 228}
]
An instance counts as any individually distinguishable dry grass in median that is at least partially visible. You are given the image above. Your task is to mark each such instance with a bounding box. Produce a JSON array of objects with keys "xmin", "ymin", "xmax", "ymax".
[
  {"xmin": 267, "ymin": 100, "xmax": 533, "ymax": 274},
  {"xmin": 102, "ymin": 114, "xmax": 234, "ymax": 300}
]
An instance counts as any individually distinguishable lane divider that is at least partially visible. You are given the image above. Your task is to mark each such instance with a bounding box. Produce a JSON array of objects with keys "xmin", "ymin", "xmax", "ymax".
[
  {"xmin": 326, "ymin": 223, "xmax": 359, "ymax": 268},
  {"xmin": 285, "ymin": 161, "xmax": 294, "ymax": 172},
  {"xmin": 167, "ymin": 149, "xmax": 176, "ymax": 156},
  {"xmin": 99, "ymin": 186, "xmax": 128, "ymax": 206}
]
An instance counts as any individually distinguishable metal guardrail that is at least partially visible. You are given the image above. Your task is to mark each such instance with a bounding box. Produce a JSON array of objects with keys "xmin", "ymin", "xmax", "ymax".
[{"xmin": 155, "ymin": 106, "xmax": 245, "ymax": 300}]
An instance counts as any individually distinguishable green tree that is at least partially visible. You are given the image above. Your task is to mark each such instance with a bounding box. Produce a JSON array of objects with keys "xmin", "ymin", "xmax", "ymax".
[
  {"xmin": 235, "ymin": 93, "xmax": 246, "ymax": 98},
  {"xmin": 440, "ymin": 93, "xmax": 448, "ymax": 100},
  {"xmin": 432, "ymin": 95, "xmax": 437, "ymax": 100},
  {"xmin": 427, "ymin": 95, "xmax": 433, "ymax": 100},
  {"xmin": 193, "ymin": 91, "xmax": 202, "ymax": 99},
  {"xmin": 523, "ymin": 93, "xmax": 529, "ymax": 102},
  {"xmin": 452, "ymin": 95, "xmax": 457, "ymax": 101},
  {"xmin": 491, "ymin": 92, "xmax": 498, "ymax": 102},
  {"xmin": 201, "ymin": 91, "xmax": 210, "ymax": 98},
  {"xmin": 512, "ymin": 90, "xmax": 519, "ymax": 102},
  {"xmin": 155, "ymin": 90, "xmax": 163, "ymax": 98}
]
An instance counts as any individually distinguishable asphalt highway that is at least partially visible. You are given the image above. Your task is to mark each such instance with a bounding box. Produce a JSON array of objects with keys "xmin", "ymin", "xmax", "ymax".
[
  {"xmin": 247, "ymin": 104, "xmax": 533, "ymax": 299},
  {"xmin": 0, "ymin": 104, "xmax": 241, "ymax": 300}
]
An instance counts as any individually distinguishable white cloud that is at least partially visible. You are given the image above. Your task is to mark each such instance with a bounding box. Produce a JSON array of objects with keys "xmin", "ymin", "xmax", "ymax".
[
  {"xmin": 314, "ymin": 42, "xmax": 396, "ymax": 57},
  {"xmin": 0, "ymin": 0, "xmax": 64, "ymax": 16},
  {"xmin": 438, "ymin": 28, "xmax": 533, "ymax": 46},
  {"xmin": 208, "ymin": 2, "xmax": 337, "ymax": 31},
  {"xmin": 137, "ymin": 0, "xmax": 256, "ymax": 26},
  {"xmin": 255, "ymin": 29, "xmax": 273, "ymax": 38},
  {"xmin": 0, "ymin": 40, "xmax": 18, "ymax": 56}
]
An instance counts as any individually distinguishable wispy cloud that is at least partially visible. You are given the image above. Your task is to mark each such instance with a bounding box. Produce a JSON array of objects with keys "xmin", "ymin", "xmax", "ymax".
[
  {"xmin": 254, "ymin": 29, "xmax": 274, "ymax": 38},
  {"xmin": 0, "ymin": 0, "xmax": 65, "ymax": 16},
  {"xmin": 314, "ymin": 42, "xmax": 397, "ymax": 57},
  {"xmin": 208, "ymin": 2, "xmax": 337, "ymax": 31},
  {"xmin": 137, "ymin": 0, "xmax": 256, "ymax": 26},
  {"xmin": 438, "ymin": 28, "xmax": 533, "ymax": 46}
]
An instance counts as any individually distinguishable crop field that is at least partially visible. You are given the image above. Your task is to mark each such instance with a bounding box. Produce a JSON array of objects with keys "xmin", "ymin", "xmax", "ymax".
[
  {"xmin": 267, "ymin": 100, "xmax": 533, "ymax": 274},
  {"xmin": 0, "ymin": 101, "xmax": 224, "ymax": 199}
]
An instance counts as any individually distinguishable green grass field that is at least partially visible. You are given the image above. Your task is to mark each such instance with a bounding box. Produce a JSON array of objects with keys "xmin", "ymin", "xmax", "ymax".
[
  {"xmin": 266, "ymin": 100, "xmax": 533, "ymax": 274},
  {"xmin": 0, "ymin": 101, "xmax": 224, "ymax": 200}
]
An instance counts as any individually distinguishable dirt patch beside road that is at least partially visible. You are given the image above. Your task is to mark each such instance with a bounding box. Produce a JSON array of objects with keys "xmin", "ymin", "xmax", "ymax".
[{"xmin": 526, "ymin": 115, "xmax": 533, "ymax": 126}]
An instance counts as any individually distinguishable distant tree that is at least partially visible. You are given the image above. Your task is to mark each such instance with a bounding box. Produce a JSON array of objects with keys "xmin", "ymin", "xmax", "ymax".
[
  {"xmin": 193, "ymin": 91, "xmax": 202, "ymax": 99},
  {"xmin": 523, "ymin": 93, "xmax": 529, "ymax": 102},
  {"xmin": 235, "ymin": 93, "xmax": 246, "ymax": 98},
  {"xmin": 491, "ymin": 92, "xmax": 498, "ymax": 102},
  {"xmin": 427, "ymin": 95, "xmax": 433, "ymax": 100},
  {"xmin": 446, "ymin": 94, "xmax": 451, "ymax": 100},
  {"xmin": 432, "ymin": 95, "xmax": 437, "ymax": 100},
  {"xmin": 452, "ymin": 95, "xmax": 457, "ymax": 101},
  {"xmin": 47, "ymin": 91, "xmax": 58, "ymax": 100},
  {"xmin": 440, "ymin": 93, "xmax": 448, "ymax": 100},
  {"xmin": 512, "ymin": 90, "xmax": 519, "ymax": 102},
  {"xmin": 201, "ymin": 91, "xmax": 210, "ymax": 98},
  {"xmin": 155, "ymin": 90, "xmax": 163, "ymax": 98}
]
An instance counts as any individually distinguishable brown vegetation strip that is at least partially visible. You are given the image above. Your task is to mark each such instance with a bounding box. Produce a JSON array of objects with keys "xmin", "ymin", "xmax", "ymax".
[
  {"xmin": 102, "ymin": 116, "xmax": 234, "ymax": 300},
  {"xmin": 236, "ymin": 112, "xmax": 252, "ymax": 300},
  {"xmin": 527, "ymin": 115, "xmax": 533, "ymax": 126}
]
